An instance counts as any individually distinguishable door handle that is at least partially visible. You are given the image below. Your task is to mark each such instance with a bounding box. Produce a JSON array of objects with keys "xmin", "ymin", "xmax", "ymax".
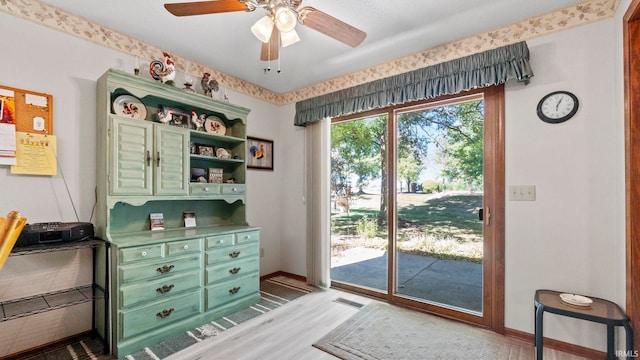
[{"xmin": 478, "ymin": 208, "xmax": 484, "ymax": 221}]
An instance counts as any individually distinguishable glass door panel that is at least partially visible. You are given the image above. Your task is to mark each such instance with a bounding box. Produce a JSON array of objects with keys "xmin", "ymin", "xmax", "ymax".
[
  {"xmin": 330, "ymin": 114, "xmax": 389, "ymax": 293},
  {"xmin": 395, "ymin": 98, "xmax": 485, "ymax": 314}
]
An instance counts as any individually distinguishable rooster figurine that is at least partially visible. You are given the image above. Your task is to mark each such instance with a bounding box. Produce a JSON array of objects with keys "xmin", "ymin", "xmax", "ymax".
[
  {"xmin": 191, "ymin": 111, "xmax": 205, "ymax": 131},
  {"xmin": 201, "ymin": 73, "xmax": 213, "ymax": 97},
  {"xmin": 149, "ymin": 52, "xmax": 176, "ymax": 86},
  {"xmin": 157, "ymin": 108, "xmax": 174, "ymax": 125},
  {"xmin": 201, "ymin": 72, "xmax": 219, "ymax": 98}
]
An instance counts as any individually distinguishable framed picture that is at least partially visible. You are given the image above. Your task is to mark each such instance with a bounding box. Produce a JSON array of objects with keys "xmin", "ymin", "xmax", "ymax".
[
  {"xmin": 247, "ymin": 136, "xmax": 273, "ymax": 170},
  {"xmin": 208, "ymin": 168, "xmax": 223, "ymax": 183},
  {"xmin": 197, "ymin": 144, "xmax": 214, "ymax": 157}
]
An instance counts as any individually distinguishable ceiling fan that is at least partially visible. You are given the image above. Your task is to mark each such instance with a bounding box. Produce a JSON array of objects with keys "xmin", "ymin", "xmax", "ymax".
[{"xmin": 164, "ymin": 0, "xmax": 367, "ymax": 61}]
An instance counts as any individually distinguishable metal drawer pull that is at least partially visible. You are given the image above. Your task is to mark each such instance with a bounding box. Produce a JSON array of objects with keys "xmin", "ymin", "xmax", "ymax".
[
  {"xmin": 229, "ymin": 267, "xmax": 241, "ymax": 274},
  {"xmin": 232, "ymin": 187, "xmax": 238, "ymax": 192},
  {"xmin": 141, "ymin": 251, "xmax": 147, "ymax": 257},
  {"xmin": 203, "ymin": 187, "xmax": 209, "ymax": 192},
  {"xmin": 244, "ymin": 235, "xmax": 250, "ymax": 239},
  {"xmin": 156, "ymin": 151, "xmax": 160, "ymax": 167},
  {"xmin": 229, "ymin": 251, "xmax": 240, "ymax": 258},
  {"xmin": 229, "ymin": 287, "xmax": 241, "ymax": 295},
  {"xmin": 157, "ymin": 265, "xmax": 174, "ymax": 274},
  {"xmin": 156, "ymin": 308, "xmax": 174, "ymax": 318},
  {"xmin": 183, "ymin": 245, "xmax": 189, "ymax": 250},
  {"xmin": 146, "ymin": 151, "xmax": 151, "ymax": 166},
  {"xmin": 156, "ymin": 284, "xmax": 174, "ymax": 294}
]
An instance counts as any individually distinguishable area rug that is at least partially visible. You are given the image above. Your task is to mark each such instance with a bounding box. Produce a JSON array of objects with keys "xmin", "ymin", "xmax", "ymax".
[
  {"xmin": 18, "ymin": 276, "xmax": 313, "ymax": 360},
  {"xmin": 313, "ymin": 302, "xmax": 532, "ymax": 360}
]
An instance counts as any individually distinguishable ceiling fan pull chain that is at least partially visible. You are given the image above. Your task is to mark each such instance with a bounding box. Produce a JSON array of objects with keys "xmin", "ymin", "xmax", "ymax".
[{"xmin": 277, "ymin": 33, "xmax": 282, "ymax": 73}]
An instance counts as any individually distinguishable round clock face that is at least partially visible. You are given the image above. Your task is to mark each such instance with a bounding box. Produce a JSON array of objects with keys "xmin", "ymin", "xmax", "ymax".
[{"xmin": 536, "ymin": 91, "xmax": 579, "ymax": 124}]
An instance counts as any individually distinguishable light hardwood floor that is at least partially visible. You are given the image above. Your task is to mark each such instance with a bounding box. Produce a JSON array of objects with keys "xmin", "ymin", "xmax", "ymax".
[
  {"xmin": 165, "ymin": 286, "xmax": 589, "ymax": 360},
  {"xmin": 166, "ymin": 286, "xmax": 371, "ymax": 360}
]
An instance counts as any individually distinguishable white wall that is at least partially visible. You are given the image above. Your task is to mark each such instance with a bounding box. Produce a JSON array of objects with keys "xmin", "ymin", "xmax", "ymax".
[
  {"xmin": 0, "ymin": 0, "xmax": 633, "ymax": 354},
  {"xmin": 505, "ymin": 11, "xmax": 626, "ymax": 351}
]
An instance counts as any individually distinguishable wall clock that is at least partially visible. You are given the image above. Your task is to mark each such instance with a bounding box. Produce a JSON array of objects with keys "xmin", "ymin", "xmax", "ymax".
[{"xmin": 536, "ymin": 91, "xmax": 579, "ymax": 124}]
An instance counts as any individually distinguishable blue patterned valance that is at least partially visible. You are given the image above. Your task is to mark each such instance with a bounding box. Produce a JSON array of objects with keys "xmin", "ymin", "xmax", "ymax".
[{"xmin": 294, "ymin": 41, "xmax": 533, "ymax": 126}]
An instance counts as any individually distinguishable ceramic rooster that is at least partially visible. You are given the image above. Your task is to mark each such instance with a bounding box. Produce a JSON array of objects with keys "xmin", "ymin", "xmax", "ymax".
[
  {"xmin": 157, "ymin": 108, "xmax": 173, "ymax": 125},
  {"xmin": 201, "ymin": 73, "xmax": 213, "ymax": 97},
  {"xmin": 149, "ymin": 52, "xmax": 176, "ymax": 85},
  {"xmin": 191, "ymin": 111, "xmax": 205, "ymax": 131}
]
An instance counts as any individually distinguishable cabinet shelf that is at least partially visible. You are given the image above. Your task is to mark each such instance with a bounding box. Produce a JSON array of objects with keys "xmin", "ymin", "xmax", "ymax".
[
  {"xmin": 190, "ymin": 131, "xmax": 245, "ymax": 144},
  {"xmin": 0, "ymin": 285, "xmax": 104, "ymax": 322},
  {"xmin": 190, "ymin": 154, "xmax": 244, "ymax": 164}
]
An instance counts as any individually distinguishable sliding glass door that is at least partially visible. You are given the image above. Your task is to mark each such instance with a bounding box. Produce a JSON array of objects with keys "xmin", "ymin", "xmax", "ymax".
[{"xmin": 329, "ymin": 87, "xmax": 504, "ymax": 329}]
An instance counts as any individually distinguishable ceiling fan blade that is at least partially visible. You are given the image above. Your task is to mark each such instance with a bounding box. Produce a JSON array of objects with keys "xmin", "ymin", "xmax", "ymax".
[
  {"xmin": 164, "ymin": 1, "xmax": 248, "ymax": 17},
  {"xmin": 260, "ymin": 26, "xmax": 280, "ymax": 61},
  {"xmin": 299, "ymin": 6, "xmax": 366, "ymax": 47}
]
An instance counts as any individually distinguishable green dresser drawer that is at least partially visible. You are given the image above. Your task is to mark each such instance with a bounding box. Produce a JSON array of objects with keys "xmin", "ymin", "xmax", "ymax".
[
  {"xmin": 120, "ymin": 270, "xmax": 200, "ymax": 308},
  {"xmin": 166, "ymin": 238, "xmax": 201, "ymax": 257},
  {"xmin": 205, "ymin": 274, "xmax": 259, "ymax": 310},
  {"xmin": 220, "ymin": 184, "xmax": 245, "ymax": 195},
  {"xmin": 206, "ymin": 258, "xmax": 259, "ymax": 285},
  {"xmin": 119, "ymin": 254, "xmax": 201, "ymax": 284},
  {"xmin": 205, "ymin": 234, "xmax": 235, "ymax": 249},
  {"xmin": 190, "ymin": 183, "xmax": 220, "ymax": 196},
  {"xmin": 236, "ymin": 230, "xmax": 259, "ymax": 244},
  {"xmin": 120, "ymin": 290, "xmax": 201, "ymax": 340},
  {"xmin": 120, "ymin": 244, "xmax": 164, "ymax": 264},
  {"xmin": 206, "ymin": 243, "xmax": 258, "ymax": 265}
]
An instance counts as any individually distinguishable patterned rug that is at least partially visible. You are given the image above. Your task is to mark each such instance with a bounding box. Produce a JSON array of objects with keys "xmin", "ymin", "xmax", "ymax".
[
  {"xmin": 14, "ymin": 276, "xmax": 313, "ymax": 360},
  {"xmin": 313, "ymin": 301, "xmax": 535, "ymax": 360}
]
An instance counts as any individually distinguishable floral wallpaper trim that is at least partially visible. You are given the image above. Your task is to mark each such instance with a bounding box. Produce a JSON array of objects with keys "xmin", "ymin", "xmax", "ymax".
[{"xmin": 0, "ymin": 0, "xmax": 618, "ymax": 106}]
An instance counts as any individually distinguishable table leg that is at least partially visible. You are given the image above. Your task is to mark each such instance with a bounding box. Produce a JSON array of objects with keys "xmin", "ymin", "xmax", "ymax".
[
  {"xmin": 535, "ymin": 304, "xmax": 544, "ymax": 360},
  {"xmin": 625, "ymin": 322, "xmax": 634, "ymax": 355},
  {"xmin": 607, "ymin": 324, "xmax": 614, "ymax": 360}
]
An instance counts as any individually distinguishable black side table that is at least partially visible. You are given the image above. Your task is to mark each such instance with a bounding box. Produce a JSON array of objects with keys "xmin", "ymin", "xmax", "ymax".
[{"xmin": 534, "ymin": 289, "xmax": 633, "ymax": 360}]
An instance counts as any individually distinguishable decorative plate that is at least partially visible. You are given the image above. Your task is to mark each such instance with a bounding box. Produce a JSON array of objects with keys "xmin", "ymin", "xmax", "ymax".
[
  {"xmin": 559, "ymin": 293, "xmax": 593, "ymax": 307},
  {"xmin": 113, "ymin": 95, "xmax": 147, "ymax": 120},
  {"xmin": 204, "ymin": 116, "xmax": 226, "ymax": 135},
  {"xmin": 216, "ymin": 148, "xmax": 231, "ymax": 159}
]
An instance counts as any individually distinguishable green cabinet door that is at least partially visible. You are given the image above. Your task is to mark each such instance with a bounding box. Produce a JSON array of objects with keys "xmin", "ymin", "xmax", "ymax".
[
  {"xmin": 110, "ymin": 117, "xmax": 153, "ymax": 196},
  {"xmin": 154, "ymin": 125, "xmax": 189, "ymax": 196},
  {"xmin": 109, "ymin": 117, "xmax": 189, "ymax": 196}
]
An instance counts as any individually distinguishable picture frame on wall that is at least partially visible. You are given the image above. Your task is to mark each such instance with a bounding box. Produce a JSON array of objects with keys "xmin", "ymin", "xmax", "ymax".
[{"xmin": 247, "ymin": 136, "xmax": 273, "ymax": 170}]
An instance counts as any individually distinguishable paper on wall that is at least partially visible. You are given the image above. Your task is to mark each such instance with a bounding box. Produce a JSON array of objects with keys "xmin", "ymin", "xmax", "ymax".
[
  {"xmin": 10, "ymin": 132, "xmax": 57, "ymax": 175},
  {"xmin": 0, "ymin": 123, "xmax": 17, "ymax": 165}
]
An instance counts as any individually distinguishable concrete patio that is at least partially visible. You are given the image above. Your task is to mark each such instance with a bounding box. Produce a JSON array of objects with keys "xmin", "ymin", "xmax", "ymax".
[{"xmin": 331, "ymin": 250, "xmax": 483, "ymax": 313}]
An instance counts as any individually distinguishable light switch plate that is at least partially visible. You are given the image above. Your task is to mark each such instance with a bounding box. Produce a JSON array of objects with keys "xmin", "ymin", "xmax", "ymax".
[{"xmin": 509, "ymin": 185, "xmax": 536, "ymax": 201}]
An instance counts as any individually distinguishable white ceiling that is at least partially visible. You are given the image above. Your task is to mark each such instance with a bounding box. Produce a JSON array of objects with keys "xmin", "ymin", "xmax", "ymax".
[{"xmin": 39, "ymin": 0, "xmax": 583, "ymax": 94}]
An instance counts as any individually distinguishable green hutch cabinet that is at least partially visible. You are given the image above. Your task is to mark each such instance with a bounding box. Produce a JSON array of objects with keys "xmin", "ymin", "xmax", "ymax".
[{"xmin": 94, "ymin": 69, "xmax": 260, "ymax": 357}]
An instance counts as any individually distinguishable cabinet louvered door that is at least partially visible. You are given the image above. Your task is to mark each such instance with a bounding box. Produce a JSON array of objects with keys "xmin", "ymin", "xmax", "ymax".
[
  {"xmin": 154, "ymin": 125, "xmax": 189, "ymax": 195},
  {"xmin": 110, "ymin": 117, "xmax": 153, "ymax": 196}
]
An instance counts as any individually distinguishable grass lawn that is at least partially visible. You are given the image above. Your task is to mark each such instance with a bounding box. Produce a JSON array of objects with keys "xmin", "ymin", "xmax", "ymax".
[{"xmin": 331, "ymin": 192, "xmax": 483, "ymax": 263}]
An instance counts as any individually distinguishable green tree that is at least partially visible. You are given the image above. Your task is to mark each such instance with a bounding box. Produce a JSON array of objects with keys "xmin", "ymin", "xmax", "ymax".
[
  {"xmin": 437, "ymin": 101, "xmax": 484, "ymax": 191},
  {"xmin": 332, "ymin": 116, "xmax": 388, "ymax": 224}
]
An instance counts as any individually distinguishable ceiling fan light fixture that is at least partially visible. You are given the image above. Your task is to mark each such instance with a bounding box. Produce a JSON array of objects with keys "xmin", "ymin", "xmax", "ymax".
[
  {"xmin": 251, "ymin": 15, "xmax": 274, "ymax": 43},
  {"xmin": 274, "ymin": 7, "xmax": 297, "ymax": 32},
  {"xmin": 280, "ymin": 29, "xmax": 300, "ymax": 47}
]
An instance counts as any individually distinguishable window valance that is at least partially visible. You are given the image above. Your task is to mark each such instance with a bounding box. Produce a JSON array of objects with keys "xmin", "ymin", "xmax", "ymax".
[{"xmin": 294, "ymin": 41, "xmax": 533, "ymax": 126}]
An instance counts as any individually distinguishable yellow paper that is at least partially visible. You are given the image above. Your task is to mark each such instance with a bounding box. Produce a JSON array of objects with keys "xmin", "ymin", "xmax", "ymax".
[{"xmin": 11, "ymin": 132, "xmax": 57, "ymax": 175}]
